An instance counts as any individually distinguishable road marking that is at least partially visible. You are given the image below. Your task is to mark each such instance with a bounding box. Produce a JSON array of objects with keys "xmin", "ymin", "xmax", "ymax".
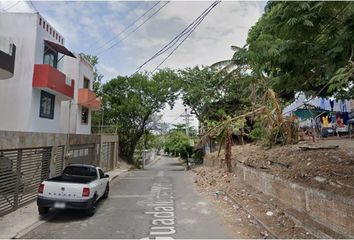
[
  {"xmin": 144, "ymin": 177, "xmax": 176, "ymax": 239},
  {"xmin": 109, "ymin": 194, "xmax": 150, "ymax": 198}
]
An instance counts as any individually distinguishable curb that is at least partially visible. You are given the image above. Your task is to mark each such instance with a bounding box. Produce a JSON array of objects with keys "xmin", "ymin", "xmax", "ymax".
[
  {"xmin": 145, "ymin": 156, "xmax": 161, "ymax": 168},
  {"xmin": 12, "ymin": 211, "xmax": 58, "ymax": 239},
  {"xmin": 110, "ymin": 169, "xmax": 129, "ymax": 181}
]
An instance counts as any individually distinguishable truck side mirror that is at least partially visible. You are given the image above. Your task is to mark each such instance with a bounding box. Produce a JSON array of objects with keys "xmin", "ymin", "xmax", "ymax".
[{"xmin": 104, "ymin": 174, "xmax": 109, "ymax": 178}]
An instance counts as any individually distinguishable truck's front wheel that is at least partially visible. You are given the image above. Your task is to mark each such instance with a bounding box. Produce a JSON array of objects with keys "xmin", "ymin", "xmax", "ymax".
[{"xmin": 38, "ymin": 207, "xmax": 49, "ymax": 215}]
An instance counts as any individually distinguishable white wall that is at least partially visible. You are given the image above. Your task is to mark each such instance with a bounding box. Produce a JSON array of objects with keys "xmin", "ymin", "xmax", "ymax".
[
  {"xmin": 76, "ymin": 57, "xmax": 94, "ymax": 134},
  {"xmin": 0, "ymin": 13, "xmax": 37, "ymax": 132},
  {"xmin": 61, "ymin": 55, "xmax": 94, "ymax": 134},
  {"xmin": 0, "ymin": 13, "xmax": 71, "ymax": 133},
  {"xmin": 30, "ymin": 14, "xmax": 67, "ymax": 133}
]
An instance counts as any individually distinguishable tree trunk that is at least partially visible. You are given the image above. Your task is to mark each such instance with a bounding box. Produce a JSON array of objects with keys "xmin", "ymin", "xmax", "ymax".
[
  {"xmin": 119, "ymin": 139, "xmax": 138, "ymax": 164},
  {"xmin": 225, "ymin": 126, "xmax": 232, "ymax": 173}
]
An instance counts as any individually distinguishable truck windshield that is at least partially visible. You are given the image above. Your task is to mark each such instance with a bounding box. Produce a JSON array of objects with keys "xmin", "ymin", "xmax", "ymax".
[{"xmin": 63, "ymin": 166, "xmax": 97, "ymax": 178}]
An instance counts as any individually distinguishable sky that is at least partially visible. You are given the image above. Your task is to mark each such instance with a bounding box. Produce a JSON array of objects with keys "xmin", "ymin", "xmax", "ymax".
[{"xmin": 0, "ymin": 0, "xmax": 265, "ymax": 129}]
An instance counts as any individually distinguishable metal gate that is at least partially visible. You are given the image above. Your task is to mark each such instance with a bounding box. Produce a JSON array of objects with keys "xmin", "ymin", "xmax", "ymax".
[
  {"xmin": 0, "ymin": 147, "xmax": 51, "ymax": 216},
  {"xmin": 68, "ymin": 144, "xmax": 94, "ymax": 165},
  {"xmin": 101, "ymin": 142, "xmax": 114, "ymax": 171},
  {"xmin": 54, "ymin": 146, "xmax": 65, "ymax": 176}
]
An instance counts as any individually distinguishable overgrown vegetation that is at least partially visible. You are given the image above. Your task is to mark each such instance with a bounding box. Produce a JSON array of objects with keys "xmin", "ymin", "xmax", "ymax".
[
  {"xmin": 193, "ymin": 2, "xmax": 354, "ymax": 172},
  {"xmin": 86, "ymin": 2, "xmax": 354, "ymax": 170},
  {"xmin": 164, "ymin": 124, "xmax": 195, "ymax": 160}
]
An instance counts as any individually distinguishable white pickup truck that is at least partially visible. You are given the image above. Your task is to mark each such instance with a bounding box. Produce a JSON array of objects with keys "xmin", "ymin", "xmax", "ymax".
[{"xmin": 37, "ymin": 164, "xmax": 110, "ymax": 216}]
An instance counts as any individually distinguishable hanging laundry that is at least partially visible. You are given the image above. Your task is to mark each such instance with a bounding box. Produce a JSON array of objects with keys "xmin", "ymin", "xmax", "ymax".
[
  {"xmin": 319, "ymin": 98, "xmax": 326, "ymax": 110},
  {"xmin": 340, "ymin": 99, "xmax": 347, "ymax": 113},
  {"xmin": 345, "ymin": 100, "xmax": 352, "ymax": 113},
  {"xmin": 334, "ymin": 100, "xmax": 341, "ymax": 112},
  {"xmin": 342, "ymin": 112, "xmax": 349, "ymax": 124},
  {"xmin": 350, "ymin": 100, "xmax": 354, "ymax": 110},
  {"xmin": 329, "ymin": 100, "xmax": 334, "ymax": 111},
  {"xmin": 324, "ymin": 99, "xmax": 331, "ymax": 111},
  {"xmin": 322, "ymin": 115, "xmax": 329, "ymax": 128}
]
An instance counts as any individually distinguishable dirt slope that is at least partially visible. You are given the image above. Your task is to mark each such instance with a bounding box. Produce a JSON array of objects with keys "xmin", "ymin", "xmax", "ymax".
[{"xmin": 204, "ymin": 138, "xmax": 354, "ymax": 197}]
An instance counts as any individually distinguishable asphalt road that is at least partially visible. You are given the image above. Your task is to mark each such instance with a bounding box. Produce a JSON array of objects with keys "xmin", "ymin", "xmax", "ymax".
[{"xmin": 23, "ymin": 156, "xmax": 232, "ymax": 239}]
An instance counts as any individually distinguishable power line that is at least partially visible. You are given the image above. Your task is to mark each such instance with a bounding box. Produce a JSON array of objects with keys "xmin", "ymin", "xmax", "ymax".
[
  {"xmin": 135, "ymin": 1, "xmax": 220, "ymax": 73},
  {"xmin": 95, "ymin": 1, "xmax": 170, "ymax": 56},
  {"xmin": 134, "ymin": 1, "xmax": 221, "ymax": 74},
  {"xmin": 29, "ymin": 0, "xmax": 39, "ymax": 13},
  {"xmin": 165, "ymin": 111, "xmax": 185, "ymax": 125},
  {"xmin": 86, "ymin": 1, "xmax": 160, "ymax": 53},
  {"xmin": 151, "ymin": 1, "xmax": 220, "ymax": 73}
]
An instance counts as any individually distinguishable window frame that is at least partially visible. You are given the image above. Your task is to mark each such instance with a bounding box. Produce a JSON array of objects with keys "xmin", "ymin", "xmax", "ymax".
[
  {"xmin": 43, "ymin": 45, "xmax": 58, "ymax": 69},
  {"xmin": 39, "ymin": 90, "xmax": 55, "ymax": 119},
  {"xmin": 81, "ymin": 107, "xmax": 89, "ymax": 124},
  {"xmin": 83, "ymin": 77, "xmax": 90, "ymax": 89},
  {"xmin": 98, "ymin": 169, "xmax": 105, "ymax": 179}
]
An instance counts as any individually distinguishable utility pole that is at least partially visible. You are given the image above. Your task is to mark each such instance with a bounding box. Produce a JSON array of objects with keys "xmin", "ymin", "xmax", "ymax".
[
  {"xmin": 185, "ymin": 108, "xmax": 189, "ymax": 136},
  {"xmin": 181, "ymin": 106, "xmax": 194, "ymax": 169}
]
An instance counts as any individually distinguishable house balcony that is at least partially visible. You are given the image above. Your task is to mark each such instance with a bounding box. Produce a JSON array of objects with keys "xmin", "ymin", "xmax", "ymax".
[
  {"xmin": 0, "ymin": 41, "xmax": 16, "ymax": 80},
  {"xmin": 78, "ymin": 88, "xmax": 101, "ymax": 111},
  {"xmin": 32, "ymin": 64, "xmax": 74, "ymax": 99}
]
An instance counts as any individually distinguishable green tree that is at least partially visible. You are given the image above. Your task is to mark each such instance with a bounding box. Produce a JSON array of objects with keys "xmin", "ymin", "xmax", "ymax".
[
  {"xmin": 178, "ymin": 66, "xmax": 253, "ymax": 124},
  {"xmin": 101, "ymin": 69, "xmax": 180, "ymax": 163},
  {"xmin": 247, "ymin": 1, "xmax": 354, "ymax": 99},
  {"xmin": 164, "ymin": 130, "xmax": 192, "ymax": 159}
]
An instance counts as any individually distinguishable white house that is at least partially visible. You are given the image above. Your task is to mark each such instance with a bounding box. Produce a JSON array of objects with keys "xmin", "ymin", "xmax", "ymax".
[
  {"xmin": 0, "ymin": 12, "xmax": 100, "ymax": 134},
  {"xmin": 61, "ymin": 54, "xmax": 101, "ymax": 134}
]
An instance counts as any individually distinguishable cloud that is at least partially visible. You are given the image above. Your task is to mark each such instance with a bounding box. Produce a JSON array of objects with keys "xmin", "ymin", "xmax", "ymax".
[
  {"xmin": 111, "ymin": 1, "xmax": 265, "ymax": 74},
  {"xmin": 0, "ymin": 1, "xmax": 33, "ymax": 13},
  {"xmin": 98, "ymin": 62, "xmax": 120, "ymax": 83},
  {"xmin": 1, "ymin": 1, "xmax": 265, "ymax": 126}
]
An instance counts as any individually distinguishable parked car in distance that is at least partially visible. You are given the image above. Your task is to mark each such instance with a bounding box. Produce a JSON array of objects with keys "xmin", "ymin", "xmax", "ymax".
[{"xmin": 37, "ymin": 164, "xmax": 109, "ymax": 216}]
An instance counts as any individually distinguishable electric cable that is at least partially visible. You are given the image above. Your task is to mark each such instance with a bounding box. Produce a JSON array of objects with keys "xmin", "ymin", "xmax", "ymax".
[
  {"xmin": 134, "ymin": 0, "xmax": 221, "ymax": 74},
  {"xmin": 95, "ymin": 1, "xmax": 170, "ymax": 56},
  {"xmin": 87, "ymin": 1, "xmax": 160, "ymax": 52},
  {"xmin": 151, "ymin": 1, "xmax": 221, "ymax": 73}
]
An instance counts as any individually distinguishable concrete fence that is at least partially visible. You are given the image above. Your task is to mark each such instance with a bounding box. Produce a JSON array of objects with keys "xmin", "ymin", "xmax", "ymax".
[
  {"xmin": 204, "ymin": 157, "xmax": 353, "ymax": 238},
  {"xmin": 0, "ymin": 130, "xmax": 119, "ymax": 216}
]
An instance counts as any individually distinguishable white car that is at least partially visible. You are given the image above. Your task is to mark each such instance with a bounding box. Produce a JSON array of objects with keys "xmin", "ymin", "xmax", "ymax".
[{"xmin": 37, "ymin": 164, "xmax": 110, "ymax": 216}]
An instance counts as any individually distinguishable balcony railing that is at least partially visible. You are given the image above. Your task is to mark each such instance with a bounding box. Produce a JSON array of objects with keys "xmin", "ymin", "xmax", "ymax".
[
  {"xmin": 78, "ymin": 88, "xmax": 101, "ymax": 111},
  {"xmin": 32, "ymin": 64, "xmax": 74, "ymax": 99}
]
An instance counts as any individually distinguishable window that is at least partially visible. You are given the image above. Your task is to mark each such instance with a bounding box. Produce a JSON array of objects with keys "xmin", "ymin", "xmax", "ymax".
[
  {"xmin": 39, "ymin": 91, "xmax": 55, "ymax": 119},
  {"xmin": 43, "ymin": 45, "xmax": 58, "ymax": 68},
  {"xmin": 83, "ymin": 77, "xmax": 90, "ymax": 89},
  {"xmin": 81, "ymin": 107, "xmax": 89, "ymax": 124},
  {"xmin": 63, "ymin": 166, "xmax": 97, "ymax": 179},
  {"xmin": 98, "ymin": 169, "xmax": 105, "ymax": 179}
]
